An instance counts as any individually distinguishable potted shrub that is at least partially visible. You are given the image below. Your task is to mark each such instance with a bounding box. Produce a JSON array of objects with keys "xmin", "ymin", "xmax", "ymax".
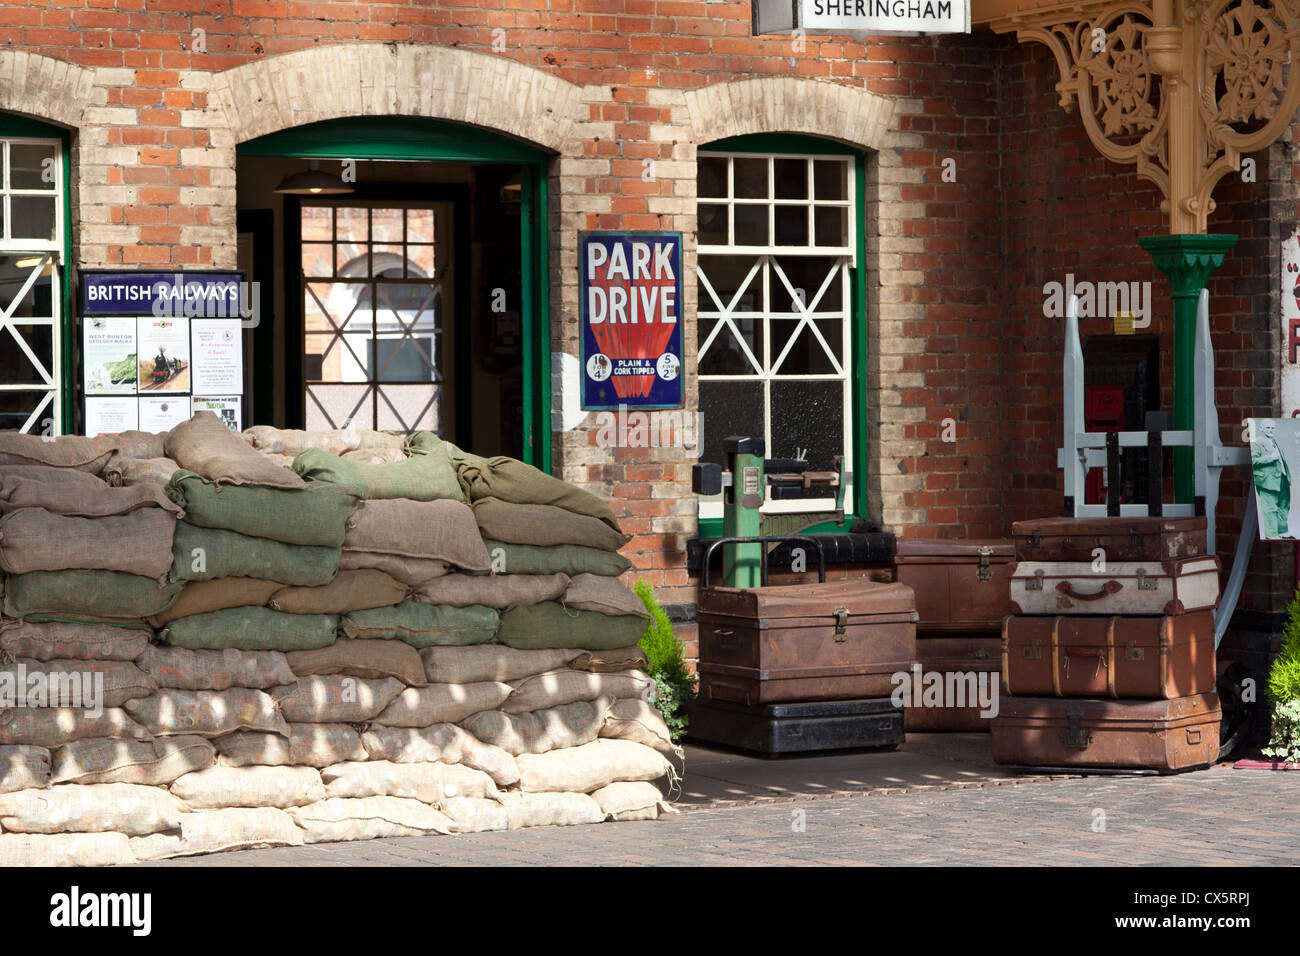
[
  {"xmin": 1262, "ymin": 592, "xmax": 1300, "ymax": 765},
  {"xmin": 635, "ymin": 579, "xmax": 697, "ymax": 742}
]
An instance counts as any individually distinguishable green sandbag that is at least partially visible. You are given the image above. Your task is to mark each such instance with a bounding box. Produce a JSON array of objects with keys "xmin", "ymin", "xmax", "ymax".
[
  {"xmin": 341, "ymin": 602, "xmax": 499, "ymax": 648},
  {"xmin": 469, "ymin": 540, "xmax": 632, "ymax": 578},
  {"xmin": 160, "ymin": 606, "xmax": 339, "ymax": 652},
  {"xmin": 3, "ymin": 570, "xmax": 183, "ymax": 623},
  {"xmin": 427, "ymin": 436, "xmax": 620, "ymax": 532},
  {"xmin": 496, "ymin": 602, "xmax": 648, "ymax": 651},
  {"xmin": 166, "ymin": 469, "xmax": 360, "ymax": 547},
  {"xmin": 171, "ymin": 522, "xmax": 339, "ymax": 587},
  {"xmin": 292, "ymin": 446, "xmax": 461, "ymax": 502}
]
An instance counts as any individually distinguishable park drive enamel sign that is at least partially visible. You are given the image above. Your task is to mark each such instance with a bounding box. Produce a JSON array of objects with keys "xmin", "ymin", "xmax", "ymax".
[{"xmin": 754, "ymin": 0, "xmax": 971, "ymax": 35}]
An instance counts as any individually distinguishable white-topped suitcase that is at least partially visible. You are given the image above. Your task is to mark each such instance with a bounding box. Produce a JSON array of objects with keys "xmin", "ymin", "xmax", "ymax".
[{"xmin": 1008, "ymin": 555, "xmax": 1221, "ymax": 616}]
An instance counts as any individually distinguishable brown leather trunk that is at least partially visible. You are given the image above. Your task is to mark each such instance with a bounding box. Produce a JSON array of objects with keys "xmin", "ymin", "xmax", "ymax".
[
  {"xmin": 697, "ymin": 580, "xmax": 917, "ymax": 705},
  {"xmin": 990, "ymin": 693, "xmax": 1220, "ymax": 770},
  {"xmin": 1011, "ymin": 516, "xmax": 1206, "ymax": 563},
  {"xmin": 1001, "ymin": 611, "xmax": 1216, "ymax": 699},
  {"xmin": 903, "ymin": 636, "xmax": 1001, "ymax": 732},
  {"xmin": 893, "ymin": 539, "xmax": 1015, "ymax": 634}
]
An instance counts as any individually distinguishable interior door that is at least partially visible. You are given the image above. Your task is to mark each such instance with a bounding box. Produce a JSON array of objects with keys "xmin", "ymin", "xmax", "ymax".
[{"xmin": 300, "ymin": 201, "xmax": 454, "ymax": 435}]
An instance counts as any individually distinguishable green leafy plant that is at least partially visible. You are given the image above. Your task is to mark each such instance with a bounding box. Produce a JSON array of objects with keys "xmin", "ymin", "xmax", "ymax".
[
  {"xmin": 1263, "ymin": 592, "xmax": 1300, "ymax": 761},
  {"xmin": 635, "ymin": 578, "xmax": 696, "ymax": 742},
  {"xmin": 1262, "ymin": 698, "xmax": 1300, "ymax": 763}
]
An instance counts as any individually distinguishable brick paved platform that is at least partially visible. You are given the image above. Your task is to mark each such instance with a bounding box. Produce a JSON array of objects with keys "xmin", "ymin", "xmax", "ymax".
[{"xmin": 144, "ymin": 734, "xmax": 1300, "ymax": 866}]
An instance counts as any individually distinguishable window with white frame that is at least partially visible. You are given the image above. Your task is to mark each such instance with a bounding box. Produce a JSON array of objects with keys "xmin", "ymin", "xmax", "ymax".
[
  {"xmin": 696, "ymin": 150, "xmax": 854, "ymax": 518},
  {"xmin": 0, "ymin": 136, "xmax": 64, "ymax": 435}
]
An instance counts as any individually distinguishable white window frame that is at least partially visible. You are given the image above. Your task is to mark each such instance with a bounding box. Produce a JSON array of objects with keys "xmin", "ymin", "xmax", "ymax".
[
  {"xmin": 696, "ymin": 150, "xmax": 855, "ymax": 520},
  {"xmin": 0, "ymin": 136, "xmax": 64, "ymax": 435}
]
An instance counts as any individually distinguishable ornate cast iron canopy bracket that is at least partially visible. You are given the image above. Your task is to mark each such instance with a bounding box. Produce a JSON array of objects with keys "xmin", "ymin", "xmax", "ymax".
[{"xmin": 985, "ymin": 0, "xmax": 1300, "ymax": 233}]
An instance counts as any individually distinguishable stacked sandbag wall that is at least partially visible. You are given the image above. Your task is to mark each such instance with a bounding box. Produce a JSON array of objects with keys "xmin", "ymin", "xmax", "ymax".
[{"xmin": 0, "ymin": 417, "xmax": 678, "ymax": 865}]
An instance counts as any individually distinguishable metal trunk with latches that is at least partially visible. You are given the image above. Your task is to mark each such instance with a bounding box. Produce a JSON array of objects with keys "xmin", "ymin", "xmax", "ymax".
[
  {"xmin": 696, "ymin": 580, "xmax": 917, "ymax": 706},
  {"xmin": 903, "ymin": 636, "xmax": 1002, "ymax": 733},
  {"xmin": 1001, "ymin": 611, "xmax": 1216, "ymax": 699},
  {"xmin": 1009, "ymin": 556, "xmax": 1221, "ymax": 616},
  {"xmin": 990, "ymin": 693, "xmax": 1221, "ymax": 771},
  {"xmin": 1011, "ymin": 515, "xmax": 1207, "ymax": 563},
  {"xmin": 893, "ymin": 539, "xmax": 1016, "ymax": 634}
]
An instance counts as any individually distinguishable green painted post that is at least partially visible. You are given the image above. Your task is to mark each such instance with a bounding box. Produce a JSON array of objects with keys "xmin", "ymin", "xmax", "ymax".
[
  {"xmin": 722, "ymin": 436, "xmax": 764, "ymax": 588},
  {"xmin": 1137, "ymin": 234, "xmax": 1238, "ymax": 503}
]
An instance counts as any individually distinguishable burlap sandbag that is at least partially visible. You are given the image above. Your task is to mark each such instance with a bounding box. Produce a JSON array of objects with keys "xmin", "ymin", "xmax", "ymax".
[
  {"xmin": 166, "ymin": 469, "xmax": 360, "ymax": 547},
  {"xmin": 103, "ymin": 455, "xmax": 179, "ymax": 488},
  {"xmin": 215, "ymin": 723, "xmax": 366, "ymax": 768},
  {"xmin": 338, "ymin": 549, "xmax": 450, "ymax": 586},
  {"xmin": 0, "ymin": 745, "xmax": 50, "ymax": 794},
  {"xmin": 410, "ymin": 572, "xmax": 569, "ymax": 609},
  {"xmin": 125, "ymin": 688, "xmax": 290, "ymax": 738},
  {"xmin": 51, "ymin": 734, "xmax": 215, "ymax": 785},
  {"xmin": 0, "ymin": 475, "xmax": 180, "ymax": 517},
  {"xmin": 244, "ymin": 425, "xmax": 404, "ymax": 458},
  {"xmin": 372, "ymin": 680, "xmax": 512, "ymax": 728},
  {"xmin": 498, "ymin": 790, "xmax": 604, "ymax": 829},
  {"xmin": 170, "ymin": 522, "xmax": 340, "ymax": 587},
  {"xmin": 497, "ymin": 602, "xmax": 647, "ymax": 651},
  {"xmin": 4, "ymin": 570, "xmax": 183, "ymax": 625},
  {"xmin": 110, "ymin": 429, "xmax": 168, "ymax": 461},
  {"xmin": 288, "ymin": 795, "xmax": 453, "ymax": 843},
  {"xmin": 0, "ymin": 832, "xmax": 135, "ymax": 867},
  {"xmin": 0, "ymin": 708, "xmax": 149, "ymax": 748},
  {"xmin": 341, "ymin": 602, "xmax": 499, "ymax": 647},
  {"xmin": 419, "ymin": 645, "xmax": 581, "ymax": 684},
  {"xmin": 130, "ymin": 807, "xmax": 304, "ymax": 860},
  {"xmin": 599, "ymin": 697, "xmax": 683, "ymax": 758},
  {"xmin": 504, "ymin": 668, "xmax": 655, "ymax": 714},
  {"xmin": 0, "ymin": 659, "xmax": 155, "ymax": 708},
  {"xmin": 0, "ymin": 432, "xmax": 117, "ymax": 473},
  {"xmin": 591, "ymin": 780, "xmax": 675, "ymax": 822},
  {"xmin": 285, "ymin": 638, "xmax": 426, "ymax": 687},
  {"xmin": 146, "ymin": 576, "xmax": 282, "ymax": 628},
  {"xmin": 166, "ymin": 411, "xmax": 307, "ymax": 489},
  {"xmin": 569, "ymin": 644, "xmax": 649, "ymax": 673},
  {"xmin": 321, "ymin": 760, "xmax": 501, "ymax": 803},
  {"xmin": 473, "ymin": 540, "xmax": 633, "ymax": 577},
  {"xmin": 472, "ymin": 497, "xmax": 630, "ymax": 551},
  {"xmin": 440, "ymin": 796, "xmax": 509, "ymax": 833},
  {"xmin": 160, "ymin": 606, "xmax": 339, "ymax": 653},
  {"xmin": 361, "ymin": 724, "xmax": 520, "ymax": 787},
  {"xmin": 170, "ymin": 765, "xmax": 325, "ymax": 809},
  {"xmin": 460, "ymin": 695, "xmax": 614, "ymax": 756},
  {"xmin": 439, "ymin": 440, "xmax": 620, "ymax": 531},
  {"xmin": 516, "ymin": 738, "xmax": 673, "ymax": 793},
  {"xmin": 0, "ymin": 619, "xmax": 150, "ymax": 662},
  {"xmin": 343, "ymin": 498, "xmax": 489, "ymax": 570},
  {"xmin": 564, "ymin": 574, "xmax": 651, "ymax": 619},
  {"xmin": 272, "ymin": 675, "xmax": 404, "ymax": 723},
  {"xmin": 136, "ymin": 645, "xmax": 295, "ymax": 690},
  {"xmin": 0, "ymin": 782, "xmax": 186, "ymax": 836},
  {"xmin": 341, "ymin": 447, "xmax": 406, "ymax": 464},
  {"xmin": 0, "ymin": 508, "xmax": 176, "ymax": 581},
  {"xmin": 293, "ymin": 445, "xmax": 461, "ymax": 502},
  {"xmin": 0, "ymin": 464, "xmax": 107, "ymax": 486},
  {"xmin": 268, "ymin": 569, "xmax": 407, "ymax": 615}
]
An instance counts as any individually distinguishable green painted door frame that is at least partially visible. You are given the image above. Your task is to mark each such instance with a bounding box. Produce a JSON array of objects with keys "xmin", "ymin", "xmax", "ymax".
[
  {"xmin": 237, "ymin": 117, "xmax": 553, "ymax": 470},
  {"xmin": 0, "ymin": 114, "xmax": 73, "ymax": 436}
]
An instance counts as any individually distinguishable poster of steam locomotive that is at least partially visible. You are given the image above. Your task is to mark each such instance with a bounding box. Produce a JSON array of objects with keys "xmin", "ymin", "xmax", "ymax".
[{"xmin": 580, "ymin": 232, "xmax": 683, "ymax": 410}]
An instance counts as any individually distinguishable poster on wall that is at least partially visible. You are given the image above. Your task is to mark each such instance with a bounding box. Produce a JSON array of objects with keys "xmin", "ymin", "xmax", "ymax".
[
  {"xmin": 192, "ymin": 395, "xmax": 241, "ymax": 433},
  {"xmin": 191, "ymin": 320, "xmax": 243, "ymax": 394},
  {"xmin": 1247, "ymin": 417, "xmax": 1300, "ymax": 540},
  {"xmin": 136, "ymin": 316, "xmax": 191, "ymax": 393},
  {"xmin": 84, "ymin": 396, "xmax": 138, "ymax": 436},
  {"xmin": 138, "ymin": 395, "xmax": 191, "ymax": 433},
  {"xmin": 1282, "ymin": 230, "xmax": 1300, "ymax": 418},
  {"xmin": 580, "ymin": 232, "xmax": 683, "ymax": 410},
  {"xmin": 82, "ymin": 317, "xmax": 137, "ymax": 395}
]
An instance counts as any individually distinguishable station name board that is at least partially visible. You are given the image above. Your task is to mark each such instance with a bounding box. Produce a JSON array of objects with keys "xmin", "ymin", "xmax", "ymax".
[{"xmin": 754, "ymin": 0, "xmax": 970, "ymax": 35}]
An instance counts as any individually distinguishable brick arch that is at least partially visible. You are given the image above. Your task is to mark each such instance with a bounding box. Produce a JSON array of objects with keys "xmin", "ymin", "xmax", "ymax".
[
  {"xmin": 212, "ymin": 43, "xmax": 581, "ymax": 152},
  {"xmin": 0, "ymin": 51, "xmax": 95, "ymax": 129},
  {"xmin": 683, "ymin": 77, "xmax": 898, "ymax": 151}
]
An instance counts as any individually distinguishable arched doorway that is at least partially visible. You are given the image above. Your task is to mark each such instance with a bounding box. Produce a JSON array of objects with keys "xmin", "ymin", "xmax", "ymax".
[{"xmin": 236, "ymin": 116, "xmax": 552, "ymax": 465}]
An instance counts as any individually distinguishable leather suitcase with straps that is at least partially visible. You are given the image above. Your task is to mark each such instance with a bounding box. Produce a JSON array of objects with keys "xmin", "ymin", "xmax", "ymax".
[{"xmin": 1008, "ymin": 555, "xmax": 1221, "ymax": 617}]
